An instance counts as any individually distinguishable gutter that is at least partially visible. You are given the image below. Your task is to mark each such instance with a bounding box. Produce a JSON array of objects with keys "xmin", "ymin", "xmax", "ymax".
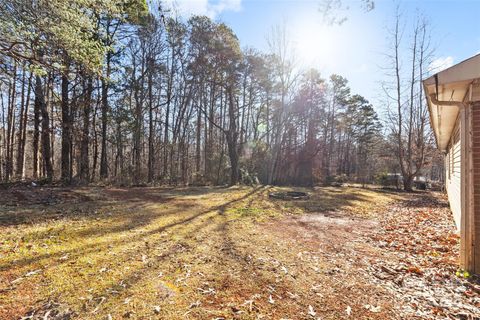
[
  {"xmin": 424, "ymin": 73, "xmax": 475, "ymax": 152},
  {"xmin": 430, "ymin": 74, "xmax": 467, "ymax": 108},
  {"xmin": 428, "ymin": 93, "xmax": 464, "ymax": 153},
  {"xmin": 429, "ymin": 93, "xmax": 465, "ymax": 107},
  {"xmin": 430, "ymin": 93, "xmax": 465, "ymax": 153}
]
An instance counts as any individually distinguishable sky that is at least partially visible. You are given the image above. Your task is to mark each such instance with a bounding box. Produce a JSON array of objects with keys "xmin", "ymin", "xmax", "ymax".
[{"xmin": 163, "ymin": 0, "xmax": 480, "ymax": 110}]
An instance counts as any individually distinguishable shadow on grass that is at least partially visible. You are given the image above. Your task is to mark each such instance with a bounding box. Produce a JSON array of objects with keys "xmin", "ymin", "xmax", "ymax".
[
  {"xmin": 3, "ymin": 184, "xmax": 401, "ymax": 318},
  {"xmin": 0, "ymin": 186, "xmax": 267, "ymax": 272},
  {"xmin": 272, "ymin": 186, "xmax": 371, "ymax": 214},
  {"xmin": 0, "ymin": 186, "xmax": 247, "ymax": 227},
  {"xmin": 397, "ymin": 193, "xmax": 449, "ymax": 209},
  {"xmin": 13, "ymin": 186, "xmax": 271, "ymax": 317}
]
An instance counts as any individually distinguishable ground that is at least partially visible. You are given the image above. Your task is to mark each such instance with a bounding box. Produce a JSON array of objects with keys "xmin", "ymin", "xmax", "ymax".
[{"xmin": 0, "ymin": 185, "xmax": 479, "ymax": 319}]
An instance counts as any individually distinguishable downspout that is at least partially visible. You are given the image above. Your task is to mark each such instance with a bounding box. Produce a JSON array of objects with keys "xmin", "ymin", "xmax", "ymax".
[
  {"xmin": 429, "ymin": 74, "xmax": 465, "ymax": 155},
  {"xmin": 430, "ymin": 74, "xmax": 467, "ymax": 108},
  {"xmin": 429, "ymin": 91, "xmax": 466, "ymax": 175},
  {"xmin": 429, "ymin": 77, "xmax": 466, "ymax": 153}
]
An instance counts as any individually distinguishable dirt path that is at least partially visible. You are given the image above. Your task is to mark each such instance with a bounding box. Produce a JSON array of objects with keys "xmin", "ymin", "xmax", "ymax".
[{"xmin": 1, "ymin": 186, "xmax": 479, "ymax": 319}]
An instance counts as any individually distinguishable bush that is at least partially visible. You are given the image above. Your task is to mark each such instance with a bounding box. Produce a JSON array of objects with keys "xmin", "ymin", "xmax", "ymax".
[
  {"xmin": 240, "ymin": 168, "xmax": 259, "ymax": 186},
  {"xmin": 375, "ymin": 172, "xmax": 389, "ymax": 186},
  {"xmin": 376, "ymin": 172, "xmax": 403, "ymax": 189},
  {"xmin": 325, "ymin": 174, "xmax": 348, "ymax": 186}
]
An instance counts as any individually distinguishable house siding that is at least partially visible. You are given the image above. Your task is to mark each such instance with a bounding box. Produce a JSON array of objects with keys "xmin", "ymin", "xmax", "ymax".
[{"xmin": 446, "ymin": 119, "xmax": 462, "ymax": 230}]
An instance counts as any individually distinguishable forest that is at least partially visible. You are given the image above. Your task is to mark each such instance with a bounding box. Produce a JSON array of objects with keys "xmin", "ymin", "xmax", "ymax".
[{"xmin": 0, "ymin": 0, "xmax": 442, "ymax": 190}]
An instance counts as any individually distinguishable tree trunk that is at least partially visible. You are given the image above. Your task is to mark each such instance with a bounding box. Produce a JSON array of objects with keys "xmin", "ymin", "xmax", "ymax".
[
  {"xmin": 403, "ymin": 175, "xmax": 414, "ymax": 192},
  {"xmin": 61, "ymin": 60, "xmax": 72, "ymax": 183},
  {"xmin": 163, "ymin": 69, "xmax": 173, "ymax": 178},
  {"xmin": 147, "ymin": 59, "xmax": 154, "ymax": 183},
  {"xmin": 32, "ymin": 78, "xmax": 40, "ymax": 179},
  {"xmin": 226, "ymin": 86, "xmax": 239, "ymax": 185},
  {"xmin": 195, "ymin": 104, "xmax": 201, "ymax": 174},
  {"xmin": 16, "ymin": 71, "xmax": 31, "ymax": 179},
  {"xmin": 0, "ymin": 88, "xmax": 5, "ymax": 181},
  {"xmin": 35, "ymin": 75, "xmax": 53, "ymax": 182},
  {"xmin": 15, "ymin": 66, "xmax": 26, "ymax": 179},
  {"xmin": 6, "ymin": 64, "xmax": 17, "ymax": 181},
  {"xmin": 114, "ymin": 117, "xmax": 124, "ymax": 179},
  {"xmin": 80, "ymin": 77, "xmax": 93, "ymax": 183},
  {"xmin": 92, "ymin": 92, "xmax": 99, "ymax": 181},
  {"xmin": 133, "ymin": 93, "xmax": 142, "ymax": 185},
  {"xmin": 47, "ymin": 74, "xmax": 54, "ymax": 170},
  {"xmin": 100, "ymin": 52, "xmax": 110, "ymax": 179}
]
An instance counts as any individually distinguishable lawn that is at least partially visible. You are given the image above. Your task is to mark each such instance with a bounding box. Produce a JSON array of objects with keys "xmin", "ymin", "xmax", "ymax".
[{"xmin": 0, "ymin": 185, "xmax": 478, "ymax": 319}]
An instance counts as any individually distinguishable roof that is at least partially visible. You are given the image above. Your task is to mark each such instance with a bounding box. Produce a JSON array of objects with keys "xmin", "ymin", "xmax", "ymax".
[{"xmin": 423, "ymin": 54, "xmax": 480, "ymax": 151}]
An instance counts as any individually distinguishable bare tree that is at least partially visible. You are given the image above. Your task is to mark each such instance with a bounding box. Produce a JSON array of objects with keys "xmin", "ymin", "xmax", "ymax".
[
  {"xmin": 266, "ymin": 22, "xmax": 297, "ymax": 184},
  {"xmin": 384, "ymin": 9, "xmax": 433, "ymax": 191}
]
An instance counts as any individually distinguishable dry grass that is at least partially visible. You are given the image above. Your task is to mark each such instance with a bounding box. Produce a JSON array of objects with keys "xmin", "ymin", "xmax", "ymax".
[{"xmin": 1, "ymin": 185, "xmax": 402, "ymax": 319}]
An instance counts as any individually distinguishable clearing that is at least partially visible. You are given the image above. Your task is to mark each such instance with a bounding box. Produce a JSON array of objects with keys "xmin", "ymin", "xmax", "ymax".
[{"xmin": 1, "ymin": 185, "xmax": 479, "ymax": 319}]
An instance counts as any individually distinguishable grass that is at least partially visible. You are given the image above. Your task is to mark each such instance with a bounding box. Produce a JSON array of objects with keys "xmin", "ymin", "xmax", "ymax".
[{"xmin": 0, "ymin": 185, "xmax": 399, "ymax": 319}]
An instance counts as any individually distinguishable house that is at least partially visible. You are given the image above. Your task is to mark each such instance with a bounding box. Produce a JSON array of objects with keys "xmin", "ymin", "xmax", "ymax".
[{"xmin": 423, "ymin": 53, "xmax": 480, "ymax": 273}]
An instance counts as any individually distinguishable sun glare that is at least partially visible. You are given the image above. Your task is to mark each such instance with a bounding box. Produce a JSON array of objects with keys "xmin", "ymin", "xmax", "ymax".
[{"xmin": 294, "ymin": 22, "xmax": 335, "ymax": 67}]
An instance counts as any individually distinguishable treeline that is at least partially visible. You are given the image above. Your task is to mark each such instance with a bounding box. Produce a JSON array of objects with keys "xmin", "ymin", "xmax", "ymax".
[{"xmin": 0, "ymin": 1, "xmax": 434, "ymax": 186}]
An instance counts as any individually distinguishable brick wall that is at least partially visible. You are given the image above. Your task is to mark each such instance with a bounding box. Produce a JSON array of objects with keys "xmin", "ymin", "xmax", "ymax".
[{"xmin": 472, "ymin": 103, "xmax": 480, "ymax": 273}]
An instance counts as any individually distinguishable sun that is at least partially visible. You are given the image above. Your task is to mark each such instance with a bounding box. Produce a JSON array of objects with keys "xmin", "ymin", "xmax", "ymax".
[{"xmin": 293, "ymin": 22, "xmax": 334, "ymax": 67}]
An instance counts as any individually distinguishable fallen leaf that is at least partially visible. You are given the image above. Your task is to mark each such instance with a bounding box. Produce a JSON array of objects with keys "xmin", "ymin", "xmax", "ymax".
[
  {"xmin": 25, "ymin": 269, "xmax": 41, "ymax": 277},
  {"xmin": 407, "ymin": 266, "xmax": 423, "ymax": 275},
  {"xmin": 59, "ymin": 254, "xmax": 70, "ymax": 261},
  {"xmin": 365, "ymin": 304, "xmax": 381, "ymax": 313},
  {"xmin": 268, "ymin": 295, "xmax": 275, "ymax": 304},
  {"xmin": 346, "ymin": 306, "xmax": 352, "ymax": 316},
  {"xmin": 11, "ymin": 277, "xmax": 24, "ymax": 284}
]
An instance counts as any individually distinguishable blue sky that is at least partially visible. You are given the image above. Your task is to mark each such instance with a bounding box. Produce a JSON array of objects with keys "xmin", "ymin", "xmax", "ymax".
[{"xmin": 164, "ymin": 0, "xmax": 480, "ymax": 109}]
